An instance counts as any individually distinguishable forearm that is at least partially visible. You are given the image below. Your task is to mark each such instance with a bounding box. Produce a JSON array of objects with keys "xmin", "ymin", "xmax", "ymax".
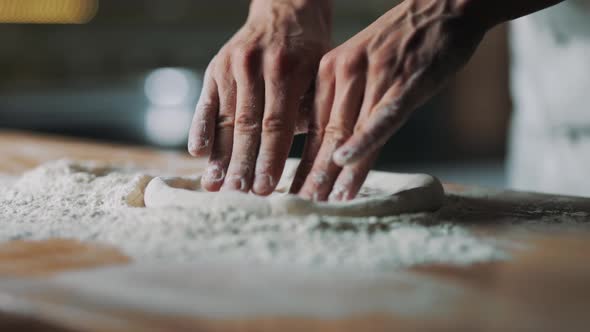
[
  {"xmin": 455, "ymin": 0, "xmax": 565, "ymax": 28},
  {"xmin": 246, "ymin": 0, "xmax": 333, "ymax": 41},
  {"xmin": 249, "ymin": 0, "xmax": 333, "ymax": 24}
]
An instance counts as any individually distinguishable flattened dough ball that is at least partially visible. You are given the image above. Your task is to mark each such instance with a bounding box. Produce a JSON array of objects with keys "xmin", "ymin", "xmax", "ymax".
[{"xmin": 143, "ymin": 160, "xmax": 445, "ymax": 217}]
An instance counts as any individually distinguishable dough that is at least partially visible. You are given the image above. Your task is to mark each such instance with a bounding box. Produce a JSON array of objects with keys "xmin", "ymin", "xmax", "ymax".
[{"xmin": 144, "ymin": 160, "xmax": 445, "ymax": 217}]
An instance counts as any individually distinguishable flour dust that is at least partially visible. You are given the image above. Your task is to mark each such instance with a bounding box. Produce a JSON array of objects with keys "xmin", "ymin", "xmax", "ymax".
[{"xmin": 0, "ymin": 160, "xmax": 508, "ymax": 270}]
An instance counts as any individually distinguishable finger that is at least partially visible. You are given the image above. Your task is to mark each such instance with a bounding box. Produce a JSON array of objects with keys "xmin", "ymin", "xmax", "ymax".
[
  {"xmin": 294, "ymin": 83, "xmax": 315, "ymax": 135},
  {"xmin": 202, "ymin": 70, "xmax": 237, "ymax": 192},
  {"xmin": 333, "ymin": 68, "xmax": 425, "ymax": 166},
  {"xmin": 326, "ymin": 69, "xmax": 388, "ymax": 201},
  {"xmin": 328, "ymin": 151, "xmax": 379, "ymax": 201},
  {"xmin": 188, "ymin": 67, "xmax": 218, "ymax": 157},
  {"xmin": 331, "ymin": 93, "xmax": 404, "ymax": 169},
  {"xmin": 252, "ymin": 52, "xmax": 302, "ymax": 196},
  {"xmin": 327, "ymin": 67, "xmax": 388, "ymax": 166},
  {"xmin": 354, "ymin": 64, "xmax": 392, "ymax": 128},
  {"xmin": 289, "ymin": 57, "xmax": 336, "ymax": 194},
  {"xmin": 222, "ymin": 51, "xmax": 263, "ymax": 192},
  {"xmin": 288, "ymin": 121, "xmax": 325, "ymax": 194},
  {"xmin": 298, "ymin": 59, "xmax": 366, "ymax": 201}
]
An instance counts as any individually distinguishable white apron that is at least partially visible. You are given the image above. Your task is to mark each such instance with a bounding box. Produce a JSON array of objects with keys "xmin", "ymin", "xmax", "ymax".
[{"xmin": 508, "ymin": 0, "xmax": 590, "ymax": 196}]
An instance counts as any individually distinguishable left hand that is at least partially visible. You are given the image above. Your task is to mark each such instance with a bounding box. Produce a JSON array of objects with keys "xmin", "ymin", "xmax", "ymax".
[
  {"xmin": 188, "ymin": 0, "xmax": 331, "ymax": 196},
  {"xmin": 290, "ymin": 0, "xmax": 487, "ymax": 201}
]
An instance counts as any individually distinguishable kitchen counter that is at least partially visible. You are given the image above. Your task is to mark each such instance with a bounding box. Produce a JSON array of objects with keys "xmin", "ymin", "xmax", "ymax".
[{"xmin": 0, "ymin": 130, "xmax": 589, "ymax": 332}]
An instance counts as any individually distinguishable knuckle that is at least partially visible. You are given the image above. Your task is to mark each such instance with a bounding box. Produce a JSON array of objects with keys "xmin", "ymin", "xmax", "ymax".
[
  {"xmin": 262, "ymin": 115, "xmax": 289, "ymax": 133},
  {"xmin": 318, "ymin": 52, "xmax": 337, "ymax": 78},
  {"xmin": 335, "ymin": 53, "xmax": 365, "ymax": 78},
  {"xmin": 232, "ymin": 46, "xmax": 259, "ymax": 68},
  {"xmin": 207, "ymin": 56, "xmax": 219, "ymax": 71},
  {"xmin": 307, "ymin": 121, "xmax": 325, "ymax": 138},
  {"xmin": 195, "ymin": 101, "xmax": 217, "ymax": 115},
  {"xmin": 234, "ymin": 113, "xmax": 261, "ymax": 133},
  {"xmin": 367, "ymin": 62, "xmax": 382, "ymax": 77},
  {"xmin": 368, "ymin": 53, "xmax": 395, "ymax": 73},
  {"xmin": 213, "ymin": 57, "xmax": 232, "ymax": 77},
  {"xmin": 216, "ymin": 114, "xmax": 235, "ymax": 130},
  {"xmin": 324, "ymin": 124, "xmax": 352, "ymax": 145}
]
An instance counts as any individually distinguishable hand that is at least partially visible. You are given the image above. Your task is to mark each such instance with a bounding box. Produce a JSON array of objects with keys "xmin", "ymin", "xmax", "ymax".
[
  {"xmin": 188, "ymin": 0, "xmax": 331, "ymax": 195},
  {"xmin": 291, "ymin": 0, "xmax": 486, "ymax": 201}
]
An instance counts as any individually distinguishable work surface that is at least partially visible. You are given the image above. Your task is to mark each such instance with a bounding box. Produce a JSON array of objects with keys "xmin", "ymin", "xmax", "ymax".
[{"xmin": 0, "ymin": 131, "xmax": 589, "ymax": 332}]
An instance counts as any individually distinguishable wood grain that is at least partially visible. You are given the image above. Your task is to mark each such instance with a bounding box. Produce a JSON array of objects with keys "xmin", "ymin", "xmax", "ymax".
[
  {"xmin": 1, "ymin": 130, "xmax": 590, "ymax": 332},
  {"xmin": 0, "ymin": 239, "xmax": 129, "ymax": 277}
]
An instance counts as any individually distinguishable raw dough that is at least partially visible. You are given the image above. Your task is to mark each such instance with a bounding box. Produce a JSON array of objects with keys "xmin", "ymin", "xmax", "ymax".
[{"xmin": 144, "ymin": 160, "xmax": 445, "ymax": 217}]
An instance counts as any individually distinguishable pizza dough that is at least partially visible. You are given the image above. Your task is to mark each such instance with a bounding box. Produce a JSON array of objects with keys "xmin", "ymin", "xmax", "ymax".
[{"xmin": 144, "ymin": 160, "xmax": 445, "ymax": 217}]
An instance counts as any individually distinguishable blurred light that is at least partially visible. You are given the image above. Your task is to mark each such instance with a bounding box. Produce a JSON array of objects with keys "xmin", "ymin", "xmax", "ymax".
[
  {"xmin": 0, "ymin": 0, "xmax": 98, "ymax": 24},
  {"xmin": 144, "ymin": 67, "xmax": 201, "ymax": 147},
  {"xmin": 144, "ymin": 68, "xmax": 199, "ymax": 107},
  {"xmin": 145, "ymin": 106, "xmax": 193, "ymax": 147}
]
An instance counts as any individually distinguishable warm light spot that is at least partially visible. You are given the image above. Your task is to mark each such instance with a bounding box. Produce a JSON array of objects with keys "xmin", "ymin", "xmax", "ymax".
[
  {"xmin": 0, "ymin": 0, "xmax": 98, "ymax": 24},
  {"xmin": 144, "ymin": 106, "xmax": 193, "ymax": 147}
]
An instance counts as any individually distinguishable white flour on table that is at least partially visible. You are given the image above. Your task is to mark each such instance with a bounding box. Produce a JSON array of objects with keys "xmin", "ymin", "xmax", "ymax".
[{"xmin": 0, "ymin": 160, "xmax": 507, "ymax": 270}]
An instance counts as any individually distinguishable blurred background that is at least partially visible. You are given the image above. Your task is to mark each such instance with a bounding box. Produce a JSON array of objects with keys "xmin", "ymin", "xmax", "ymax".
[{"xmin": 0, "ymin": 0, "xmax": 511, "ymax": 188}]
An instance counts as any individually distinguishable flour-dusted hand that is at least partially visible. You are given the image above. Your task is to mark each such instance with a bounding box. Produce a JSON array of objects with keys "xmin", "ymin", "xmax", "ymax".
[
  {"xmin": 292, "ymin": 0, "xmax": 487, "ymax": 201},
  {"xmin": 188, "ymin": 0, "xmax": 331, "ymax": 195}
]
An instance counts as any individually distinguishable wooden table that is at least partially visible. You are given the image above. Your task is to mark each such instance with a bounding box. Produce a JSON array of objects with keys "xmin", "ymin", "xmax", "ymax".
[{"xmin": 0, "ymin": 130, "xmax": 589, "ymax": 332}]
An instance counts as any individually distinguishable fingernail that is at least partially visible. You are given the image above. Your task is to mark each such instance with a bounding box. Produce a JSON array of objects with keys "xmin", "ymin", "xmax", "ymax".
[
  {"xmin": 333, "ymin": 148, "xmax": 354, "ymax": 165},
  {"xmin": 204, "ymin": 165, "xmax": 224, "ymax": 182},
  {"xmin": 311, "ymin": 192, "xmax": 321, "ymax": 202},
  {"xmin": 328, "ymin": 186, "xmax": 348, "ymax": 202},
  {"xmin": 253, "ymin": 173, "xmax": 274, "ymax": 194},
  {"xmin": 188, "ymin": 137, "xmax": 209, "ymax": 154},
  {"xmin": 222, "ymin": 175, "xmax": 246, "ymax": 191},
  {"xmin": 312, "ymin": 172, "xmax": 328, "ymax": 186}
]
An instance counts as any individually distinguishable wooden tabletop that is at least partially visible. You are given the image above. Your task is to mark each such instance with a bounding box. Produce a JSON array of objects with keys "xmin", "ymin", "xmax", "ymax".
[{"xmin": 0, "ymin": 130, "xmax": 590, "ymax": 332}]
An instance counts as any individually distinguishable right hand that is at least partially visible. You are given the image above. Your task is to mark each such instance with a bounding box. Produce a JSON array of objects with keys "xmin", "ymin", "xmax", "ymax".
[
  {"xmin": 188, "ymin": 0, "xmax": 331, "ymax": 195},
  {"xmin": 291, "ymin": 0, "xmax": 487, "ymax": 201}
]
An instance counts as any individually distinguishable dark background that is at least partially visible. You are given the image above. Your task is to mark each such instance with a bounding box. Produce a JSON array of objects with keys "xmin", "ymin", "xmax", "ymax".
[{"xmin": 0, "ymin": 0, "xmax": 511, "ymax": 187}]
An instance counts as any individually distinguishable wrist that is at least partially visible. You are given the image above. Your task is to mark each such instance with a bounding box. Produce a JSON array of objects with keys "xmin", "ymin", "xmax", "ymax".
[
  {"xmin": 248, "ymin": 0, "xmax": 332, "ymax": 41},
  {"xmin": 250, "ymin": 0, "xmax": 332, "ymax": 14}
]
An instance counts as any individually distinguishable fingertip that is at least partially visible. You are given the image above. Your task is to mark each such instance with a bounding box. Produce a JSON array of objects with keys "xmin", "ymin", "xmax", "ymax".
[
  {"xmin": 221, "ymin": 174, "xmax": 248, "ymax": 192},
  {"xmin": 297, "ymin": 188, "xmax": 315, "ymax": 201},
  {"xmin": 188, "ymin": 114, "xmax": 214, "ymax": 157},
  {"xmin": 201, "ymin": 164, "xmax": 225, "ymax": 192},
  {"xmin": 297, "ymin": 169, "xmax": 332, "ymax": 202},
  {"xmin": 252, "ymin": 173, "xmax": 275, "ymax": 196},
  {"xmin": 328, "ymin": 185, "xmax": 347, "ymax": 202},
  {"xmin": 187, "ymin": 138, "xmax": 209, "ymax": 157},
  {"xmin": 201, "ymin": 178, "xmax": 222, "ymax": 192}
]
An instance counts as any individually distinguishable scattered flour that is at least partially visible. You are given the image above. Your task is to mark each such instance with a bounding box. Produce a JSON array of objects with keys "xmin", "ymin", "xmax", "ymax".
[{"xmin": 0, "ymin": 160, "xmax": 508, "ymax": 270}]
